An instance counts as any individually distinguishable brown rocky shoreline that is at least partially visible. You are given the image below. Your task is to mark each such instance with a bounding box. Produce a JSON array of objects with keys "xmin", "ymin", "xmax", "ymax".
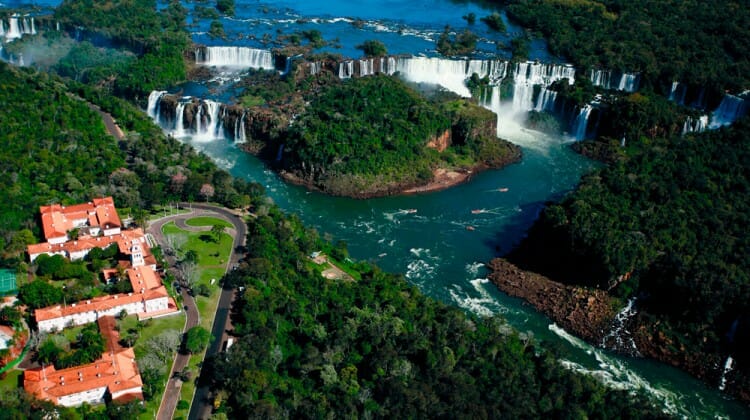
[{"xmin": 487, "ymin": 258, "xmax": 750, "ymax": 403}]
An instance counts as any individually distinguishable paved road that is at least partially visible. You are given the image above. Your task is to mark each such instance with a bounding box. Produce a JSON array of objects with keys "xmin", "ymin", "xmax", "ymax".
[
  {"xmin": 148, "ymin": 203, "xmax": 246, "ymax": 420},
  {"xmin": 187, "ymin": 204, "xmax": 247, "ymax": 420}
]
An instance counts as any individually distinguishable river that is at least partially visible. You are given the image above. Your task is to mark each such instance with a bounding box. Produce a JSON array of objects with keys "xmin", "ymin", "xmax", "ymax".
[
  {"xmin": 6, "ymin": 0, "xmax": 742, "ymax": 416},
  {"xmin": 166, "ymin": 1, "xmax": 750, "ymax": 418}
]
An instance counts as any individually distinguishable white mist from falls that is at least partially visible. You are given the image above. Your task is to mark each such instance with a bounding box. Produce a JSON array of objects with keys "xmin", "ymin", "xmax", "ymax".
[{"xmin": 195, "ymin": 46, "xmax": 275, "ymax": 70}]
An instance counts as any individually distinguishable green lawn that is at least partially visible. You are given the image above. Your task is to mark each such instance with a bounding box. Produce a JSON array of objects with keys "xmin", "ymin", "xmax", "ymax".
[
  {"xmin": 184, "ymin": 216, "xmax": 233, "ymax": 229},
  {"xmin": 0, "ymin": 369, "xmax": 22, "ymax": 390},
  {"xmin": 161, "ymin": 222, "xmax": 232, "ymax": 418},
  {"xmin": 119, "ymin": 313, "xmax": 185, "ymax": 420}
]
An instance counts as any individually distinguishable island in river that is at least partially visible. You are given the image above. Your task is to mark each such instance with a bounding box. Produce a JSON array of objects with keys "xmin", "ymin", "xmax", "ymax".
[{"xmin": 161, "ymin": 68, "xmax": 521, "ymax": 198}]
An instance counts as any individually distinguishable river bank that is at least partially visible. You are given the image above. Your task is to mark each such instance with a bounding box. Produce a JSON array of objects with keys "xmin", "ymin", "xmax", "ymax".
[{"xmin": 487, "ymin": 258, "xmax": 749, "ymax": 404}]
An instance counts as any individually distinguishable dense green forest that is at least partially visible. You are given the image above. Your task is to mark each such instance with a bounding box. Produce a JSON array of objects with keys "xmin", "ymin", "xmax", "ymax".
[
  {"xmin": 205, "ymin": 206, "xmax": 664, "ymax": 418},
  {"xmin": 283, "ymin": 75, "xmax": 519, "ymax": 196},
  {"xmin": 0, "ymin": 63, "xmax": 263, "ymax": 264},
  {"xmin": 54, "ymin": 0, "xmax": 190, "ymax": 97},
  {"xmin": 510, "ymin": 117, "xmax": 750, "ymax": 378},
  {"xmin": 500, "ymin": 0, "xmax": 750, "ymax": 96}
]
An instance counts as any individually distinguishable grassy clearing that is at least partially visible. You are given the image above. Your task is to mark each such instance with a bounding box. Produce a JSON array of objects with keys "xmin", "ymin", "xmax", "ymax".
[
  {"xmin": 184, "ymin": 216, "xmax": 233, "ymax": 228},
  {"xmin": 0, "ymin": 369, "xmax": 22, "ymax": 390},
  {"xmin": 120, "ymin": 313, "xmax": 185, "ymax": 420},
  {"xmin": 161, "ymin": 222, "xmax": 232, "ymax": 418}
]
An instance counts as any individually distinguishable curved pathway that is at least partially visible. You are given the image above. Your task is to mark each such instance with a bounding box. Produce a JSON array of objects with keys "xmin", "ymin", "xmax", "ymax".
[{"xmin": 148, "ymin": 203, "xmax": 246, "ymax": 420}]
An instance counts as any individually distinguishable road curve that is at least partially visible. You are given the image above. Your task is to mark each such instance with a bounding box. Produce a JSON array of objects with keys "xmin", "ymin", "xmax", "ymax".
[
  {"xmin": 147, "ymin": 203, "xmax": 246, "ymax": 420},
  {"xmin": 187, "ymin": 203, "xmax": 247, "ymax": 420}
]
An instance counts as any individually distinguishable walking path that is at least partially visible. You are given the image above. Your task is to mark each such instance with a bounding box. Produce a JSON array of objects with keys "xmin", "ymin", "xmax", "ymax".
[{"xmin": 149, "ymin": 203, "xmax": 246, "ymax": 420}]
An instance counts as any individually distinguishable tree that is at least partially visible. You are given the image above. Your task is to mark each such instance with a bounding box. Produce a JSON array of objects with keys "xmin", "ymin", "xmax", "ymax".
[
  {"xmin": 179, "ymin": 260, "xmax": 198, "ymax": 289},
  {"xmin": 18, "ymin": 280, "xmax": 64, "ymax": 309},
  {"xmin": 356, "ymin": 40, "xmax": 388, "ymax": 57},
  {"xmin": 0, "ymin": 306, "xmax": 22, "ymax": 326},
  {"xmin": 210, "ymin": 224, "xmax": 226, "ymax": 243},
  {"xmin": 184, "ymin": 326, "xmax": 211, "ymax": 354},
  {"xmin": 200, "ymin": 183, "xmax": 215, "ymax": 202},
  {"xmin": 480, "ymin": 13, "xmax": 506, "ymax": 32},
  {"xmin": 215, "ymin": 0, "xmax": 234, "ymax": 16}
]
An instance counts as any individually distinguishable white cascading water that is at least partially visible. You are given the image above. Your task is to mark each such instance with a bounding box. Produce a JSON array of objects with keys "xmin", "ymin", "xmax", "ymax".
[
  {"xmin": 0, "ymin": 20, "xmax": 5, "ymax": 38},
  {"xmin": 533, "ymin": 88, "xmax": 558, "ymax": 113},
  {"xmin": 6, "ymin": 15, "xmax": 21, "ymax": 40},
  {"xmin": 618, "ymin": 73, "xmax": 639, "ymax": 92},
  {"xmin": 710, "ymin": 94, "xmax": 748, "ymax": 128},
  {"xmin": 193, "ymin": 100, "xmax": 223, "ymax": 141},
  {"xmin": 600, "ymin": 298, "xmax": 640, "ymax": 356},
  {"xmin": 550, "ymin": 323, "xmax": 682, "ymax": 416},
  {"xmin": 682, "ymin": 115, "xmax": 709, "ymax": 135},
  {"xmin": 590, "ymin": 69, "xmax": 639, "ymax": 92},
  {"xmin": 718, "ymin": 356, "xmax": 734, "ymax": 391},
  {"xmin": 359, "ymin": 58, "xmax": 375, "ymax": 77},
  {"xmin": 338, "ymin": 60, "xmax": 354, "ymax": 78},
  {"xmin": 309, "ymin": 61, "xmax": 322, "ymax": 76},
  {"xmin": 235, "ymin": 112, "xmax": 247, "ymax": 143},
  {"xmin": 669, "ymin": 81, "xmax": 687, "ymax": 105},
  {"xmin": 173, "ymin": 101, "xmax": 187, "ymax": 138},
  {"xmin": 512, "ymin": 62, "xmax": 575, "ymax": 112},
  {"xmin": 194, "ymin": 46, "xmax": 274, "ymax": 70},
  {"xmin": 389, "ymin": 57, "xmax": 478, "ymax": 97},
  {"xmin": 573, "ymin": 105, "xmax": 593, "ymax": 140},
  {"xmin": 147, "ymin": 91, "xmax": 167, "ymax": 122}
]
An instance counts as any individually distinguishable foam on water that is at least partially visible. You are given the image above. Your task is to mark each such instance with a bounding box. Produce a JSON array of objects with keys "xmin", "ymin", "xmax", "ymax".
[
  {"xmin": 449, "ymin": 278, "xmax": 508, "ymax": 317},
  {"xmin": 550, "ymin": 324, "xmax": 686, "ymax": 417}
]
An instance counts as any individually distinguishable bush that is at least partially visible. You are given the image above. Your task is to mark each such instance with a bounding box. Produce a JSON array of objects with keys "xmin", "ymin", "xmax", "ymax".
[{"xmin": 356, "ymin": 40, "xmax": 388, "ymax": 57}]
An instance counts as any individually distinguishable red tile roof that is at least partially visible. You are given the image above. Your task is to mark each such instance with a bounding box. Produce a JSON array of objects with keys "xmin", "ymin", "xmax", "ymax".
[
  {"xmin": 39, "ymin": 197, "xmax": 121, "ymax": 241},
  {"xmin": 24, "ymin": 316, "xmax": 143, "ymax": 405}
]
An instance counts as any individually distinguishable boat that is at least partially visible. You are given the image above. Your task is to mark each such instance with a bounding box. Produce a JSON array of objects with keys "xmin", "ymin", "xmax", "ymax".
[
  {"xmin": 498, "ymin": 187, "xmax": 509, "ymax": 192},
  {"xmin": 404, "ymin": 209, "xmax": 418, "ymax": 214},
  {"xmin": 466, "ymin": 226, "xmax": 475, "ymax": 231},
  {"xmin": 471, "ymin": 209, "xmax": 484, "ymax": 214}
]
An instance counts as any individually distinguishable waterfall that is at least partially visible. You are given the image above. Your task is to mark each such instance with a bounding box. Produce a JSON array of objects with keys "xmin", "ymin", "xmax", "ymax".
[
  {"xmin": 194, "ymin": 100, "xmax": 223, "ymax": 141},
  {"xmin": 359, "ymin": 58, "xmax": 375, "ymax": 77},
  {"xmin": 147, "ymin": 91, "xmax": 166, "ymax": 121},
  {"xmin": 710, "ymin": 94, "xmax": 748, "ymax": 128},
  {"xmin": 0, "ymin": 20, "xmax": 5, "ymax": 38},
  {"xmin": 718, "ymin": 356, "xmax": 734, "ymax": 391},
  {"xmin": 386, "ymin": 56, "xmax": 512, "ymax": 98},
  {"xmin": 174, "ymin": 102, "xmax": 187, "ymax": 138},
  {"xmin": 512, "ymin": 62, "xmax": 575, "ymax": 112},
  {"xmin": 573, "ymin": 105, "xmax": 593, "ymax": 140},
  {"xmin": 309, "ymin": 61, "xmax": 322, "ymax": 76},
  {"xmin": 235, "ymin": 112, "xmax": 247, "ymax": 143},
  {"xmin": 194, "ymin": 46, "xmax": 275, "ymax": 70},
  {"xmin": 338, "ymin": 60, "xmax": 354, "ymax": 78},
  {"xmin": 6, "ymin": 15, "xmax": 21, "ymax": 40},
  {"xmin": 589, "ymin": 69, "xmax": 639, "ymax": 92},
  {"xmin": 533, "ymin": 88, "xmax": 558, "ymax": 112},
  {"xmin": 682, "ymin": 115, "xmax": 709, "ymax": 135},
  {"xmin": 669, "ymin": 81, "xmax": 687, "ymax": 105},
  {"xmin": 600, "ymin": 298, "xmax": 640, "ymax": 356},
  {"xmin": 618, "ymin": 73, "xmax": 639, "ymax": 92}
]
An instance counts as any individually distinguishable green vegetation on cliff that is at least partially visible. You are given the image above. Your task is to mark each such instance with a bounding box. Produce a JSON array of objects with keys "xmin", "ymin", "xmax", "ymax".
[
  {"xmin": 206, "ymin": 206, "xmax": 663, "ymax": 418},
  {"xmin": 283, "ymin": 75, "xmax": 519, "ymax": 196},
  {"xmin": 54, "ymin": 0, "xmax": 190, "ymax": 97},
  {"xmin": 501, "ymin": 0, "xmax": 750, "ymax": 93},
  {"xmin": 510, "ymin": 118, "xmax": 750, "ymax": 387}
]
